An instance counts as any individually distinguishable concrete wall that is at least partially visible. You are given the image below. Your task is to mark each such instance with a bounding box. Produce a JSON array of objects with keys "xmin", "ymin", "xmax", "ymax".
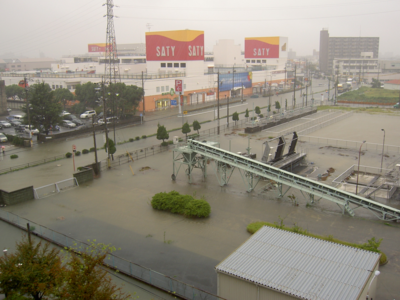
[
  {"xmin": 0, "ymin": 186, "xmax": 35, "ymax": 206},
  {"xmin": 73, "ymin": 168, "xmax": 94, "ymax": 185}
]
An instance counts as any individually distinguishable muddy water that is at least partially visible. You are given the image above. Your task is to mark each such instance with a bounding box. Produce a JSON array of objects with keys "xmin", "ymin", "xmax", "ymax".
[{"xmin": 2, "ymin": 112, "xmax": 400, "ymax": 298}]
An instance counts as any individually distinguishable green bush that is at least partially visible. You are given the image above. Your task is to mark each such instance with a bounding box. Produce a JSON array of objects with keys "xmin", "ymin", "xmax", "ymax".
[
  {"xmin": 142, "ymin": 135, "xmax": 147, "ymax": 139},
  {"xmin": 161, "ymin": 141, "xmax": 169, "ymax": 146},
  {"xmin": 151, "ymin": 191, "xmax": 211, "ymax": 218},
  {"xmin": 89, "ymin": 147, "xmax": 95, "ymax": 152},
  {"xmin": 129, "ymin": 138, "xmax": 134, "ymax": 142},
  {"xmin": 82, "ymin": 149, "xmax": 89, "ymax": 154},
  {"xmin": 135, "ymin": 136, "xmax": 140, "ymax": 140},
  {"xmin": 168, "ymin": 140, "xmax": 174, "ymax": 145},
  {"xmin": 75, "ymin": 151, "xmax": 81, "ymax": 156},
  {"xmin": 259, "ymin": 114, "xmax": 264, "ymax": 118},
  {"xmin": 10, "ymin": 154, "xmax": 18, "ymax": 159},
  {"xmin": 65, "ymin": 152, "xmax": 72, "ymax": 158}
]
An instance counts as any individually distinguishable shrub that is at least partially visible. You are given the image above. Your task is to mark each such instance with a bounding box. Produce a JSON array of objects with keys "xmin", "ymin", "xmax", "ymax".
[
  {"xmin": 151, "ymin": 191, "xmax": 211, "ymax": 218},
  {"xmin": 65, "ymin": 152, "xmax": 72, "ymax": 158},
  {"xmin": 89, "ymin": 147, "xmax": 95, "ymax": 152},
  {"xmin": 142, "ymin": 135, "xmax": 147, "ymax": 139},
  {"xmin": 129, "ymin": 138, "xmax": 134, "ymax": 142},
  {"xmin": 10, "ymin": 154, "xmax": 18, "ymax": 159},
  {"xmin": 75, "ymin": 151, "xmax": 81, "ymax": 156},
  {"xmin": 82, "ymin": 149, "xmax": 89, "ymax": 154},
  {"xmin": 259, "ymin": 114, "xmax": 264, "ymax": 118},
  {"xmin": 168, "ymin": 140, "xmax": 174, "ymax": 145},
  {"xmin": 161, "ymin": 141, "xmax": 169, "ymax": 146},
  {"xmin": 135, "ymin": 136, "xmax": 140, "ymax": 140}
]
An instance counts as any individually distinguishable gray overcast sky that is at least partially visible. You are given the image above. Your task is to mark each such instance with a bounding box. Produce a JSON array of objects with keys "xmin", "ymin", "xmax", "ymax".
[{"xmin": 1, "ymin": 0, "xmax": 399, "ymax": 59}]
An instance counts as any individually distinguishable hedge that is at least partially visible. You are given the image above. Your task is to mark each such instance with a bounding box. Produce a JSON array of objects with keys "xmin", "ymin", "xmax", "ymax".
[{"xmin": 151, "ymin": 191, "xmax": 211, "ymax": 218}]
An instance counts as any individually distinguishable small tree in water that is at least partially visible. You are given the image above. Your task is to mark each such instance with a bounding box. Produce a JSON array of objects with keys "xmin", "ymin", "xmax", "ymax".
[
  {"xmin": 192, "ymin": 120, "xmax": 201, "ymax": 134},
  {"xmin": 156, "ymin": 123, "xmax": 169, "ymax": 142},
  {"xmin": 232, "ymin": 112, "xmax": 239, "ymax": 125},
  {"xmin": 182, "ymin": 122, "xmax": 191, "ymax": 139}
]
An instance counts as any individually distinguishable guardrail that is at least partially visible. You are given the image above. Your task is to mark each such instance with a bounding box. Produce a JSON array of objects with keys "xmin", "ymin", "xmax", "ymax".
[
  {"xmin": 0, "ymin": 209, "xmax": 224, "ymax": 300},
  {"xmin": 0, "ymin": 154, "xmax": 66, "ymax": 175}
]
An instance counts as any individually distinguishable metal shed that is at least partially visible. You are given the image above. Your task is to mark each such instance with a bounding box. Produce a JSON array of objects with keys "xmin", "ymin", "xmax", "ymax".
[{"xmin": 216, "ymin": 226, "xmax": 380, "ymax": 300}]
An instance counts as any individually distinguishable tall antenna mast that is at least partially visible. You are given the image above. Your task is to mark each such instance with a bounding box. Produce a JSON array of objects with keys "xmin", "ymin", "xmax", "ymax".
[
  {"xmin": 146, "ymin": 23, "xmax": 153, "ymax": 32},
  {"xmin": 104, "ymin": 0, "xmax": 120, "ymax": 83}
]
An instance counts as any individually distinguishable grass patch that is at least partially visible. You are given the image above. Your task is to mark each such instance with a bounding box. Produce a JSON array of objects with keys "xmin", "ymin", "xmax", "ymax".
[
  {"xmin": 338, "ymin": 86, "xmax": 399, "ymax": 103},
  {"xmin": 151, "ymin": 191, "xmax": 211, "ymax": 218},
  {"xmin": 317, "ymin": 105, "xmax": 397, "ymax": 114},
  {"xmin": 247, "ymin": 220, "xmax": 387, "ymax": 265}
]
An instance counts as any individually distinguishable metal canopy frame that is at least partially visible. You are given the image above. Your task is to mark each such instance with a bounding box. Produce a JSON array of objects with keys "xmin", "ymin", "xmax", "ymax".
[{"xmin": 174, "ymin": 140, "xmax": 400, "ymax": 221}]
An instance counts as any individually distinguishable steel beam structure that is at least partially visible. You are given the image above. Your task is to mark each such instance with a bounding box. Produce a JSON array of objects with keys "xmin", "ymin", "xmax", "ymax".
[{"xmin": 179, "ymin": 140, "xmax": 400, "ymax": 221}]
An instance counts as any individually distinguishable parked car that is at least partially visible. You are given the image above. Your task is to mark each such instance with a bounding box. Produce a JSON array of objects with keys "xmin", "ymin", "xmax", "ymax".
[
  {"xmin": 0, "ymin": 121, "xmax": 12, "ymax": 128},
  {"xmin": 64, "ymin": 115, "xmax": 84, "ymax": 126},
  {"xmin": 394, "ymin": 102, "xmax": 399, "ymax": 109},
  {"xmin": 15, "ymin": 125, "xmax": 25, "ymax": 133},
  {"xmin": 80, "ymin": 110, "xmax": 96, "ymax": 119},
  {"xmin": 0, "ymin": 133, "xmax": 7, "ymax": 142},
  {"xmin": 60, "ymin": 110, "xmax": 71, "ymax": 117},
  {"xmin": 24, "ymin": 125, "xmax": 39, "ymax": 135},
  {"xmin": 62, "ymin": 120, "xmax": 76, "ymax": 128},
  {"xmin": 10, "ymin": 120, "xmax": 22, "ymax": 127},
  {"xmin": 98, "ymin": 116, "xmax": 119, "ymax": 125}
]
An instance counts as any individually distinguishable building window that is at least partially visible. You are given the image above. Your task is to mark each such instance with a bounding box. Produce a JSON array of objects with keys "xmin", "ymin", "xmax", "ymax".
[
  {"xmin": 257, "ymin": 60, "xmax": 261, "ymax": 63},
  {"xmin": 246, "ymin": 60, "xmax": 250, "ymax": 63},
  {"xmin": 262, "ymin": 60, "xmax": 266, "ymax": 63},
  {"xmin": 166, "ymin": 86, "xmax": 169, "ymax": 91},
  {"xmin": 251, "ymin": 60, "xmax": 255, "ymax": 63},
  {"xmin": 161, "ymin": 63, "xmax": 166, "ymax": 68},
  {"xmin": 180, "ymin": 63, "xmax": 186, "ymax": 68},
  {"xmin": 183, "ymin": 84, "xmax": 186, "ymax": 90},
  {"xmin": 56, "ymin": 85, "xmax": 59, "ymax": 89},
  {"xmin": 11, "ymin": 65, "xmax": 15, "ymax": 67},
  {"xmin": 17, "ymin": 65, "xmax": 21, "ymax": 67},
  {"xmin": 60, "ymin": 85, "xmax": 63, "ymax": 89},
  {"xmin": 156, "ymin": 87, "xmax": 160, "ymax": 93},
  {"xmin": 167, "ymin": 63, "xmax": 173, "ymax": 68},
  {"xmin": 174, "ymin": 63, "xmax": 179, "ymax": 68},
  {"xmin": 52, "ymin": 85, "xmax": 55, "ymax": 89},
  {"xmin": 67, "ymin": 85, "xmax": 72, "ymax": 90},
  {"xmin": 161, "ymin": 86, "xmax": 165, "ymax": 92}
]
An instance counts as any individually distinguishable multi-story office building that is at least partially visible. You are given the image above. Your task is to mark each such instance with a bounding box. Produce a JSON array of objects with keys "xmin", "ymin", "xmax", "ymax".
[{"xmin": 319, "ymin": 29, "xmax": 379, "ymax": 75}]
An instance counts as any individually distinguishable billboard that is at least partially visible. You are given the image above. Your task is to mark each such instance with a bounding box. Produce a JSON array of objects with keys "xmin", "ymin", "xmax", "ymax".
[
  {"xmin": 146, "ymin": 30, "xmax": 204, "ymax": 61},
  {"xmin": 88, "ymin": 43, "xmax": 112, "ymax": 52},
  {"xmin": 245, "ymin": 37, "xmax": 280, "ymax": 59},
  {"xmin": 219, "ymin": 72, "xmax": 252, "ymax": 92}
]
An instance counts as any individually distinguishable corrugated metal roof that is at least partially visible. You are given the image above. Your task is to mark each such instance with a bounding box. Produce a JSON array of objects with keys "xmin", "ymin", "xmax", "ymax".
[{"xmin": 216, "ymin": 226, "xmax": 380, "ymax": 300}]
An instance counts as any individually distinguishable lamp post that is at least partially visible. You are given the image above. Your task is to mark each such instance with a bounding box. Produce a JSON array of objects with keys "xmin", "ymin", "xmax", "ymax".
[
  {"xmin": 366, "ymin": 270, "xmax": 380, "ymax": 300},
  {"xmin": 356, "ymin": 140, "xmax": 366, "ymax": 195},
  {"xmin": 380, "ymin": 129, "xmax": 385, "ymax": 172}
]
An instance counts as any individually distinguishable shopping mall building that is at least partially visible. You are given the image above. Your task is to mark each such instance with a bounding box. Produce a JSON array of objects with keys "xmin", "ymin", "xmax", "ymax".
[{"xmin": 1, "ymin": 30, "xmax": 292, "ymax": 112}]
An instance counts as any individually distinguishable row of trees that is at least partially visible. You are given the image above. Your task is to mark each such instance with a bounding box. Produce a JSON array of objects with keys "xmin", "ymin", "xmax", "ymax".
[{"xmin": 0, "ymin": 237, "xmax": 131, "ymax": 299}]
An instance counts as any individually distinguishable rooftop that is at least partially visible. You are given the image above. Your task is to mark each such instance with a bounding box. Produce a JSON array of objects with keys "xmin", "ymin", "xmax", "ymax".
[{"xmin": 216, "ymin": 226, "xmax": 380, "ymax": 300}]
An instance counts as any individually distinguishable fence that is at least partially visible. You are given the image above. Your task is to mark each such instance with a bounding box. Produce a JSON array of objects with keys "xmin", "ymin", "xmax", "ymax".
[
  {"xmin": 298, "ymin": 136, "xmax": 400, "ymax": 155},
  {"xmin": 0, "ymin": 154, "xmax": 66, "ymax": 175},
  {"xmin": 34, "ymin": 178, "xmax": 79, "ymax": 199},
  {"xmin": 297, "ymin": 111, "xmax": 353, "ymax": 135},
  {"xmin": 0, "ymin": 209, "xmax": 224, "ymax": 300}
]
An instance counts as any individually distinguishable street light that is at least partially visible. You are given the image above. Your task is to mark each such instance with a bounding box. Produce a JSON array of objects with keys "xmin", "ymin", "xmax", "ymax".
[
  {"xmin": 366, "ymin": 270, "xmax": 380, "ymax": 300},
  {"xmin": 356, "ymin": 140, "xmax": 366, "ymax": 195},
  {"xmin": 380, "ymin": 129, "xmax": 385, "ymax": 172}
]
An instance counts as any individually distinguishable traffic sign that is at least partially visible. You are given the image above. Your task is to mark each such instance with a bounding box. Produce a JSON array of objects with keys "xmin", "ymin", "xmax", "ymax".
[
  {"xmin": 72, "ymin": 144, "xmax": 76, "ymax": 152},
  {"xmin": 175, "ymin": 80, "xmax": 183, "ymax": 92},
  {"xmin": 183, "ymin": 111, "xmax": 188, "ymax": 115}
]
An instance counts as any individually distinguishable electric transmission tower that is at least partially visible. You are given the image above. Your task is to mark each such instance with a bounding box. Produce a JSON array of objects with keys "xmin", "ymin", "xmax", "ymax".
[{"xmin": 104, "ymin": 0, "xmax": 120, "ymax": 83}]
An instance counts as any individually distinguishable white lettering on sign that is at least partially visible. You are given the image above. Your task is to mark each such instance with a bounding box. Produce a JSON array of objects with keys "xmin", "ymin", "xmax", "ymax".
[
  {"xmin": 188, "ymin": 46, "xmax": 204, "ymax": 57},
  {"xmin": 156, "ymin": 46, "xmax": 176, "ymax": 57},
  {"xmin": 253, "ymin": 48, "xmax": 270, "ymax": 56}
]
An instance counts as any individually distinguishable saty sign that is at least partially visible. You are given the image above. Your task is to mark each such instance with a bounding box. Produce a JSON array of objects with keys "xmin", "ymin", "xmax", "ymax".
[{"xmin": 175, "ymin": 80, "xmax": 183, "ymax": 92}]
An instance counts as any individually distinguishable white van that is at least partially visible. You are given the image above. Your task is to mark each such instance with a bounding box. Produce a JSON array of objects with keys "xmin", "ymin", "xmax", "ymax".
[{"xmin": 12, "ymin": 115, "xmax": 23, "ymax": 120}]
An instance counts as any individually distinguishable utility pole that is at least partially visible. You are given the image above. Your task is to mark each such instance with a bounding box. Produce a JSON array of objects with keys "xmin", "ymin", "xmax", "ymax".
[
  {"xmin": 102, "ymin": 80, "xmax": 110, "ymax": 167},
  {"xmin": 328, "ymin": 77, "xmax": 331, "ymax": 102},
  {"xmin": 92, "ymin": 115, "xmax": 98, "ymax": 173},
  {"xmin": 293, "ymin": 65, "xmax": 296, "ymax": 109},
  {"xmin": 24, "ymin": 76, "xmax": 31, "ymax": 139},
  {"xmin": 335, "ymin": 72, "xmax": 338, "ymax": 105},
  {"xmin": 217, "ymin": 71, "xmax": 220, "ymax": 135},
  {"xmin": 269, "ymin": 75, "xmax": 271, "ymax": 108},
  {"xmin": 141, "ymin": 71, "xmax": 145, "ymax": 115}
]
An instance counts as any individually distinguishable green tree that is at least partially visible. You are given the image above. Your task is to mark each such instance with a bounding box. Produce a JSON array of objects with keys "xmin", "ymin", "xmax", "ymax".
[
  {"xmin": 245, "ymin": 108, "xmax": 249, "ymax": 120},
  {"xmin": 53, "ymin": 88, "xmax": 74, "ymax": 110},
  {"xmin": 267, "ymin": 104, "xmax": 271, "ymax": 113},
  {"xmin": 275, "ymin": 101, "xmax": 281, "ymax": 112},
  {"xmin": 156, "ymin": 123, "xmax": 169, "ymax": 142},
  {"xmin": 371, "ymin": 78, "xmax": 382, "ymax": 88},
  {"xmin": 59, "ymin": 240, "xmax": 130, "ymax": 300},
  {"xmin": 232, "ymin": 112, "xmax": 239, "ymax": 125},
  {"xmin": 192, "ymin": 120, "xmax": 201, "ymax": 134},
  {"xmin": 0, "ymin": 237, "xmax": 64, "ymax": 300},
  {"xmin": 5, "ymin": 84, "xmax": 25, "ymax": 101},
  {"xmin": 285, "ymin": 99, "xmax": 287, "ymax": 110},
  {"xmin": 182, "ymin": 122, "xmax": 191, "ymax": 139},
  {"xmin": 255, "ymin": 106, "xmax": 261, "ymax": 115},
  {"xmin": 104, "ymin": 138, "xmax": 116, "ymax": 156},
  {"xmin": 107, "ymin": 83, "xmax": 143, "ymax": 118},
  {"xmin": 23, "ymin": 83, "xmax": 63, "ymax": 135},
  {"xmin": 74, "ymin": 82, "xmax": 99, "ymax": 108}
]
